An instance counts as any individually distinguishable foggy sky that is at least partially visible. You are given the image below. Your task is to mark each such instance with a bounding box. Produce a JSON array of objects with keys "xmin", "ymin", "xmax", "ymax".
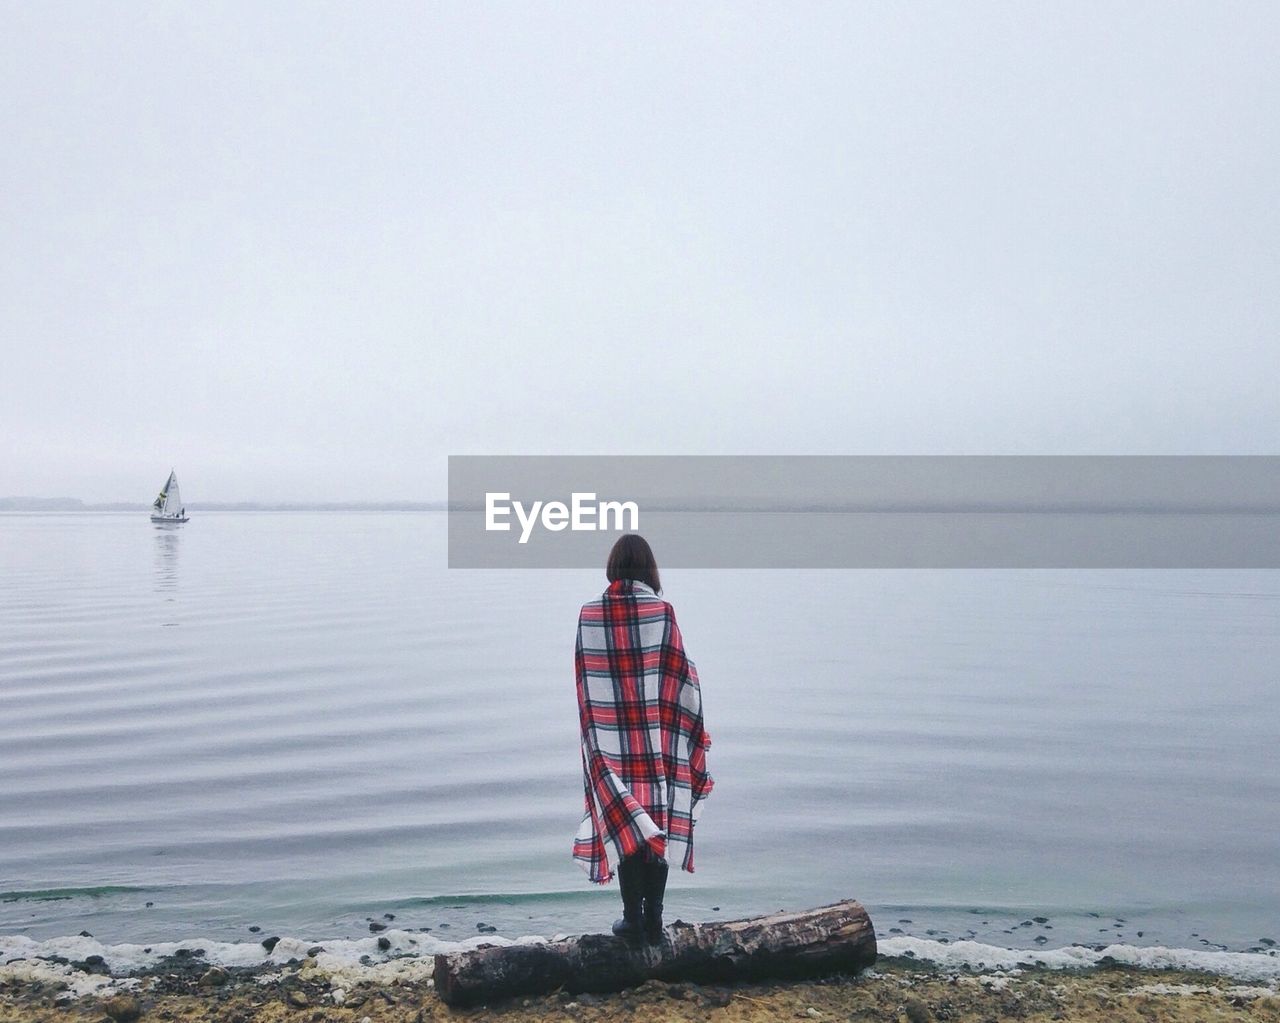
[{"xmin": 2, "ymin": 2, "xmax": 1277, "ymax": 503}]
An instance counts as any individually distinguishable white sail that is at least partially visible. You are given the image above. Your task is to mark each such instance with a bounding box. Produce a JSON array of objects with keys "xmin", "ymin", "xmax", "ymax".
[
  {"xmin": 151, "ymin": 470, "xmax": 188, "ymax": 521},
  {"xmin": 164, "ymin": 474, "xmax": 183, "ymax": 516}
]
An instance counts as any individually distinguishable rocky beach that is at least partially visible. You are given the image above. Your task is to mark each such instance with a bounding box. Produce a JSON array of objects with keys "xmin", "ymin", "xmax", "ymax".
[{"xmin": 3, "ymin": 938, "xmax": 1279, "ymax": 1023}]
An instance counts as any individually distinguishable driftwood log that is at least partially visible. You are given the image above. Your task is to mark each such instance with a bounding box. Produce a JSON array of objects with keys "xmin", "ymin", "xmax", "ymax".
[{"xmin": 432, "ymin": 899, "xmax": 876, "ymax": 1007}]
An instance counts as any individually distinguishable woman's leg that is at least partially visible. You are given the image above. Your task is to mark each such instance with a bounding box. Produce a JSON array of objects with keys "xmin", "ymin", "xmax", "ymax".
[
  {"xmin": 611, "ymin": 851, "xmax": 646, "ymax": 940},
  {"xmin": 640, "ymin": 847, "xmax": 669, "ymax": 944}
]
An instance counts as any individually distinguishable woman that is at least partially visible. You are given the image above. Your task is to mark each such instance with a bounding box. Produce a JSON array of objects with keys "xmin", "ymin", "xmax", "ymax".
[{"xmin": 572, "ymin": 534, "xmax": 713, "ymax": 944}]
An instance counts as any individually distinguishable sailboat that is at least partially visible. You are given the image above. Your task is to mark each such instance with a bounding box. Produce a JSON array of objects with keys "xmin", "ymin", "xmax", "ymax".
[{"xmin": 150, "ymin": 469, "xmax": 189, "ymax": 524}]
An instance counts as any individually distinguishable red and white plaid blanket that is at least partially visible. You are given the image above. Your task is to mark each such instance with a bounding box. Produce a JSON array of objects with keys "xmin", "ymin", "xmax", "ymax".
[{"xmin": 572, "ymin": 578, "xmax": 713, "ymax": 884}]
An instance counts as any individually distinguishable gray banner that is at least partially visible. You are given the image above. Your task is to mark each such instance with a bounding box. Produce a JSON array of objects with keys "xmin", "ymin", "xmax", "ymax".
[{"xmin": 447, "ymin": 456, "xmax": 1280, "ymax": 568}]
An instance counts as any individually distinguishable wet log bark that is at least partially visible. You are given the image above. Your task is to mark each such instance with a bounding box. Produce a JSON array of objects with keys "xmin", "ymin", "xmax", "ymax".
[{"xmin": 432, "ymin": 899, "xmax": 876, "ymax": 1007}]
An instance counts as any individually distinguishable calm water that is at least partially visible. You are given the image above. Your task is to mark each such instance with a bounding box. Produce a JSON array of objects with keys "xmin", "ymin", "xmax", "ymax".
[{"xmin": 2, "ymin": 512, "xmax": 1277, "ymax": 954}]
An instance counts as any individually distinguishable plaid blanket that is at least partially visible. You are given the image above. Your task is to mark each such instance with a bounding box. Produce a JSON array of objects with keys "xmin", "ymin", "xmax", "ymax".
[{"xmin": 572, "ymin": 579, "xmax": 713, "ymax": 884}]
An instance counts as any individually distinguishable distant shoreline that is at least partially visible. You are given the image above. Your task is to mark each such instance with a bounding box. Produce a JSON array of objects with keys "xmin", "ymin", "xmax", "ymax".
[
  {"xmin": 7, "ymin": 498, "xmax": 1280, "ymax": 514},
  {"xmin": 0, "ymin": 499, "xmax": 448, "ymax": 512}
]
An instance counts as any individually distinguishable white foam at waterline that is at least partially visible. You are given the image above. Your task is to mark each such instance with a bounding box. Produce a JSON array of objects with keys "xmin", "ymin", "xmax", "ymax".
[
  {"xmin": 878, "ymin": 936, "xmax": 1280, "ymax": 985},
  {"xmin": 6, "ymin": 930, "xmax": 1280, "ymax": 1001},
  {"xmin": 0, "ymin": 928, "xmax": 548, "ymax": 981},
  {"xmin": 0, "ymin": 956, "xmax": 140, "ymax": 999}
]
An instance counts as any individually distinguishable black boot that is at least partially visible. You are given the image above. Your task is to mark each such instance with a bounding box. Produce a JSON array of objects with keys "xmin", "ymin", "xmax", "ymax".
[
  {"xmin": 641, "ymin": 858, "xmax": 669, "ymax": 945},
  {"xmin": 611, "ymin": 854, "xmax": 644, "ymax": 943}
]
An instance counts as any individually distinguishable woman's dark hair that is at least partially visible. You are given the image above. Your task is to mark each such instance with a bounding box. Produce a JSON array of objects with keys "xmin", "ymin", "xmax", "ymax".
[{"xmin": 606, "ymin": 534, "xmax": 661, "ymax": 593}]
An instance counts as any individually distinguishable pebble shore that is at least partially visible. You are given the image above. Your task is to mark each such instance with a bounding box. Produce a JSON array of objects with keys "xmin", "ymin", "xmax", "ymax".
[{"xmin": 2, "ymin": 947, "xmax": 1279, "ymax": 1023}]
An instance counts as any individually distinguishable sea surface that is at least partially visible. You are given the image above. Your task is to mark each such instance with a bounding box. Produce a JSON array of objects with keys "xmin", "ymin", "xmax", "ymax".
[{"xmin": 2, "ymin": 512, "xmax": 1278, "ymax": 973}]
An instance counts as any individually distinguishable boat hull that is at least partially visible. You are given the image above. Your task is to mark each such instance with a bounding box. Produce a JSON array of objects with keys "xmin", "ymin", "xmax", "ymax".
[{"xmin": 150, "ymin": 515, "xmax": 189, "ymax": 524}]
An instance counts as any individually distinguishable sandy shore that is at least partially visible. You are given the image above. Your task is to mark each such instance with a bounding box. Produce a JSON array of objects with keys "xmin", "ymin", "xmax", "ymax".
[{"xmin": 2, "ymin": 948, "xmax": 1279, "ymax": 1023}]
